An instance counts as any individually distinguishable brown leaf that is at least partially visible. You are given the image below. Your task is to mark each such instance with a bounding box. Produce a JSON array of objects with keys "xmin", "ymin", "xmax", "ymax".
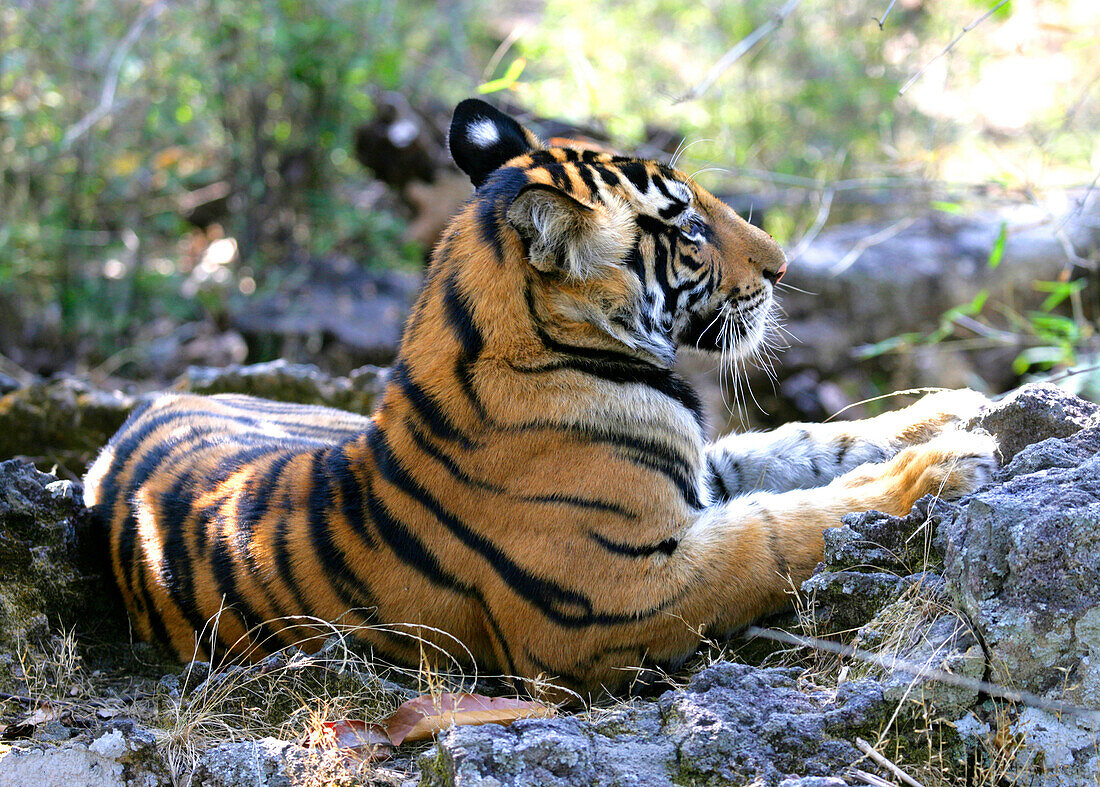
[
  {"xmin": 384, "ymin": 693, "xmax": 554, "ymax": 745},
  {"xmin": 19, "ymin": 704, "xmax": 64, "ymax": 728},
  {"xmin": 305, "ymin": 719, "xmax": 393, "ymax": 762}
]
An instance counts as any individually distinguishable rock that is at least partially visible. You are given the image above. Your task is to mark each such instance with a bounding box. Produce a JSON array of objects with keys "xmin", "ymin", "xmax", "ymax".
[
  {"xmin": 856, "ymin": 601, "xmax": 985, "ymax": 714},
  {"xmin": 784, "ymin": 204, "xmax": 1100, "ymax": 355},
  {"xmin": 938, "ymin": 421, "xmax": 1100, "ymax": 704},
  {"xmin": 1008, "ymin": 708, "xmax": 1100, "ymax": 787},
  {"xmin": 966, "ymin": 382, "xmax": 1099, "ymax": 461},
  {"xmin": 0, "ymin": 460, "xmax": 89, "ymax": 659},
  {"xmin": 422, "ymin": 662, "xmax": 888, "ymax": 786},
  {"xmin": 803, "ymin": 497, "xmax": 959, "ymax": 633},
  {"xmin": 823, "ymin": 498, "xmax": 959, "ymax": 575},
  {"xmin": 0, "ymin": 363, "xmax": 389, "ymax": 470},
  {"xmin": 0, "ymin": 723, "xmax": 166, "ymax": 787},
  {"xmin": 174, "ymin": 360, "xmax": 387, "ymax": 415},
  {"xmin": 800, "ymin": 571, "xmax": 908, "ymax": 633},
  {"xmin": 229, "ymin": 259, "xmax": 421, "ymax": 367},
  {"xmin": 0, "ymin": 377, "xmax": 136, "ymax": 468}
]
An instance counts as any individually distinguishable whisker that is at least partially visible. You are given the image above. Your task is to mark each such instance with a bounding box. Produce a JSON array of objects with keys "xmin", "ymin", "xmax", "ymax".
[
  {"xmin": 776, "ymin": 281, "xmax": 818, "ymax": 296},
  {"xmin": 669, "ymin": 138, "xmax": 715, "ymax": 170}
]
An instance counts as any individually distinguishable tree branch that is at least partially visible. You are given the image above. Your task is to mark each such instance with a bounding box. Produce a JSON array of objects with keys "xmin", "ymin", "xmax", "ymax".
[
  {"xmin": 899, "ymin": 0, "xmax": 1010, "ymax": 96},
  {"xmin": 61, "ymin": 0, "xmax": 167, "ymax": 151},
  {"xmin": 676, "ymin": 0, "xmax": 801, "ymax": 104}
]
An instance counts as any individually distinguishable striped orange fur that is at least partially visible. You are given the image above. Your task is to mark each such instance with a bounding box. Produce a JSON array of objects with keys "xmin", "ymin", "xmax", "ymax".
[{"xmin": 84, "ymin": 100, "xmax": 996, "ymax": 694}]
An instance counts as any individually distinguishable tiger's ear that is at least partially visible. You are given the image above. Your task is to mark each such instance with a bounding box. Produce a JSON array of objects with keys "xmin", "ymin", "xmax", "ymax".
[
  {"xmin": 507, "ymin": 183, "xmax": 632, "ymax": 280},
  {"xmin": 449, "ymin": 99, "xmax": 540, "ymax": 188}
]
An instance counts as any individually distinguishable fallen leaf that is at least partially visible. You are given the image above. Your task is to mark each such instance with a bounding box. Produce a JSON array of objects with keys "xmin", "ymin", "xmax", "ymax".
[
  {"xmin": 19, "ymin": 704, "xmax": 64, "ymax": 728},
  {"xmin": 305, "ymin": 719, "xmax": 393, "ymax": 762},
  {"xmin": 385, "ymin": 693, "xmax": 554, "ymax": 744}
]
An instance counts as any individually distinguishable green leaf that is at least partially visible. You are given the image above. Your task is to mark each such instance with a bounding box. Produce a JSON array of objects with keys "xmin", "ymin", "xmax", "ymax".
[
  {"xmin": 931, "ymin": 200, "xmax": 964, "ymax": 215},
  {"xmin": 1026, "ymin": 312, "xmax": 1079, "ymax": 341},
  {"xmin": 1012, "ymin": 345, "xmax": 1067, "ymax": 375},
  {"xmin": 477, "ymin": 58, "xmax": 527, "ymax": 95},
  {"xmin": 1033, "ymin": 278, "xmax": 1086, "ymax": 312},
  {"xmin": 853, "ymin": 333, "xmax": 923, "ymax": 359},
  {"xmin": 987, "ymin": 222, "xmax": 1007, "ymax": 269}
]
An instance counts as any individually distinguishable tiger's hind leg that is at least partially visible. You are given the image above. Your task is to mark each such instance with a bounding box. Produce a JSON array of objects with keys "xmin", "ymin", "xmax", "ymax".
[{"xmin": 705, "ymin": 388, "xmax": 991, "ymax": 500}]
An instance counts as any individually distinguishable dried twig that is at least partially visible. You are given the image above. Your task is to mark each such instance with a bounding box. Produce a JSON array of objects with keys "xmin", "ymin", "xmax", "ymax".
[
  {"xmin": 899, "ymin": 0, "xmax": 1010, "ymax": 95},
  {"xmin": 849, "ymin": 768, "xmax": 898, "ymax": 787},
  {"xmin": 872, "ymin": 0, "xmax": 899, "ymax": 30},
  {"xmin": 745, "ymin": 626, "xmax": 1100, "ymax": 725},
  {"xmin": 676, "ymin": 0, "xmax": 801, "ymax": 104},
  {"xmin": 787, "ymin": 186, "xmax": 835, "ymax": 262},
  {"xmin": 829, "ymin": 216, "xmax": 917, "ymax": 276},
  {"xmin": 1040, "ymin": 362, "xmax": 1100, "ymax": 384},
  {"xmin": 856, "ymin": 738, "xmax": 926, "ymax": 787},
  {"xmin": 62, "ymin": 0, "xmax": 167, "ymax": 150}
]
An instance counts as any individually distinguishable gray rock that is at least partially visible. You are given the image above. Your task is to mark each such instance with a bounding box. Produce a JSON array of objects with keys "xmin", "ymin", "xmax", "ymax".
[
  {"xmin": 194, "ymin": 738, "xmax": 299, "ymax": 787},
  {"xmin": 783, "ymin": 204, "xmax": 1100, "ymax": 364},
  {"xmin": 938, "ymin": 422, "xmax": 1100, "ymax": 703},
  {"xmin": 0, "ymin": 724, "xmax": 167, "ymax": 787},
  {"xmin": 0, "ymin": 460, "xmax": 86, "ymax": 656},
  {"xmin": 857, "ymin": 603, "xmax": 985, "ymax": 714},
  {"xmin": 966, "ymin": 382, "xmax": 1099, "ymax": 462},
  {"xmin": 175, "ymin": 359, "xmax": 387, "ymax": 415},
  {"xmin": 823, "ymin": 497, "xmax": 960, "ymax": 575},
  {"xmin": 422, "ymin": 662, "xmax": 887, "ymax": 786},
  {"xmin": 1009, "ymin": 708, "xmax": 1100, "ymax": 787},
  {"xmin": 0, "ymin": 376, "xmax": 137, "ymax": 466},
  {"xmin": 800, "ymin": 571, "xmax": 907, "ymax": 633},
  {"xmin": 229, "ymin": 260, "xmax": 420, "ymax": 366}
]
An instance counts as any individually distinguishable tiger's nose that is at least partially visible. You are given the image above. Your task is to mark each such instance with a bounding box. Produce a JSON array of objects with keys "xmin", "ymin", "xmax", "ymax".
[{"xmin": 762, "ymin": 257, "xmax": 787, "ymax": 284}]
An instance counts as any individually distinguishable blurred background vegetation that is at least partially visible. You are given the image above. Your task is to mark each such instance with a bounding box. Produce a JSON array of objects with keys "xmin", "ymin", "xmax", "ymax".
[{"xmin": 1, "ymin": 0, "xmax": 1097, "ymax": 395}]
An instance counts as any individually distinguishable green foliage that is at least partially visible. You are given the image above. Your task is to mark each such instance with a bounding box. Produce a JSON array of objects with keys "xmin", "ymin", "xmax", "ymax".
[{"xmin": 0, "ymin": 0, "xmax": 477, "ymax": 362}]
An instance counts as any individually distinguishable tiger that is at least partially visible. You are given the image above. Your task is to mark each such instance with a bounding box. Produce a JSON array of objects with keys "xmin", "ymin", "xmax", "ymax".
[{"xmin": 83, "ymin": 98, "xmax": 997, "ymax": 696}]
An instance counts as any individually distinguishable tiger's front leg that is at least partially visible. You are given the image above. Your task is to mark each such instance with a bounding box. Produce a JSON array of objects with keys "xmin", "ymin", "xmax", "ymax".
[
  {"xmin": 705, "ymin": 388, "xmax": 991, "ymax": 499},
  {"xmin": 516, "ymin": 429, "xmax": 998, "ymax": 695}
]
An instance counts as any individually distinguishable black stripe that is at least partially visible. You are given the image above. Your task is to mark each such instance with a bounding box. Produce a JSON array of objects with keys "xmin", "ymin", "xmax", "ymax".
[
  {"xmin": 707, "ymin": 454, "xmax": 734, "ymax": 503},
  {"xmin": 367, "ymin": 424, "xmax": 674, "ymax": 628},
  {"xmin": 325, "ymin": 444, "xmax": 376, "ymax": 549},
  {"xmin": 594, "ymin": 165, "xmax": 621, "ymax": 188},
  {"xmin": 391, "ymin": 360, "xmax": 474, "ymax": 449},
  {"xmin": 404, "ymin": 418, "xmax": 503, "ymax": 493},
  {"xmin": 360, "ymin": 451, "xmax": 519, "ymax": 674},
  {"xmin": 442, "ymin": 273, "xmax": 483, "ymax": 358},
  {"xmin": 835, "ymin": 434, "xmax": 854, "ymax": 466},
  {"xmin": 521, "ymin": 493, "xmax": 636, "ymax": 519},
  {"xmin": 306, "ymin": 449, "xmax": 380, "ymax": 613},
  {"xmin": 589, "ymin": 532, "xmax": 678, "ymax": 557},
  {"xmin": 475, "ymin": 166, "xmax": 528, "ymax": 261},
  {"xmin": 619, "ymin": 162, "xmax": 650, "ymax": 193}
]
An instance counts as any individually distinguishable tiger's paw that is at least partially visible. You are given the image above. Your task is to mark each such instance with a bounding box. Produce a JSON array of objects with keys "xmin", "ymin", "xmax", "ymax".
[
  {"xmin": 891, "ymin": 388, "xmax": 992, "ymax": 444},
  {"xmin": 872, "ymin": 429, "xmax": 998, "ymax": 514}
]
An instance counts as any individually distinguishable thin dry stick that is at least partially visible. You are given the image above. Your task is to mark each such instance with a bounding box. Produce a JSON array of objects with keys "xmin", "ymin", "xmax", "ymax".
[
  {"xmin": 873, "ymin": 0, "xmax": 899, "ymax": 30},
  {"xmin": 62, "ymin": 0, "xmax": 167, "ymax": 150},
  {"xmin": 856, "ymin": 737, "xmax": 926, "ymax": 787},
  {"xmin": 849, "ymin": 768, "xmax": 897, "ymax": 787},
  {"xmin": 829, "ymin": 216, "xmax": 916, "ymax": 276},
  {"xmin": 677, "ymin": 0, "xmax": 801, "ymax": 103},
  {"xmin": 745, "ymin": 626, "xmax": 1100, "ymax": 725},
  {"xmin": 899, "ymin": 0, "xmax": 1011, "ymax": 95},
  {"xmin": 1041, "ymin": 362, "xmax": 1100, "ymax": 384}
]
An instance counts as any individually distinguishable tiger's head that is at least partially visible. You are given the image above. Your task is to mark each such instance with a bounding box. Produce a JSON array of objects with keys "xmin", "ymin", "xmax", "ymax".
[{"xmin": 433, "ymin": 99, "xmax": 787, "ymax": 370}]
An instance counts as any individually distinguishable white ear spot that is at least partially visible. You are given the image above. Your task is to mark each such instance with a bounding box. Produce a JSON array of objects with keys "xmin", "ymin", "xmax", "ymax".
[{"xmin": 468, "ymin": 119, "xmax": 500, "ymax": 148}]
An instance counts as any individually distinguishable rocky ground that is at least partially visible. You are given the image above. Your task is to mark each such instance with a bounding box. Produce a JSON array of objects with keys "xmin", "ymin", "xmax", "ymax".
[{"xmin": 0, "ymin": 373, "xmax": 1097, "ymax": 785}]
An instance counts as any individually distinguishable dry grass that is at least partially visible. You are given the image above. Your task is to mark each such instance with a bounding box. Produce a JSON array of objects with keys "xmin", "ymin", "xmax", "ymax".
[{"xmin": 149, "ymin": 610, "xmax": 568, "ymax": 785}]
